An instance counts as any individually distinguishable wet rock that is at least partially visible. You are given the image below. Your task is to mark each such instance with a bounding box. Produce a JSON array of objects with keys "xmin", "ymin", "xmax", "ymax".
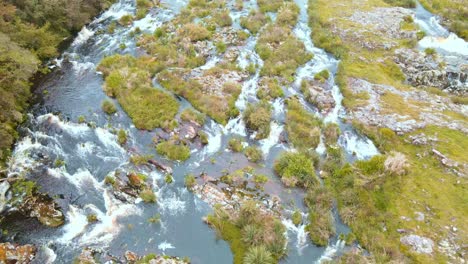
[
  {"xmin": 127, "ymin": 172, "xmax": 145, "ymax": 188},
  {"xmin": 302, "ymin": 84, "xmax": 335, "ymax": 114},
  {"xmin": 19, "ymin": 194, "xmax": 64, "ymax": 227},
  {"xmin": 407, "ymin": 133, "xmax": 438, "ymax": 145},
  {"xmin": 0, "ymin": 243, "xmax": 36, "ymax": 263},
  {"xmin": 148, "ymin": 159, "xmax": 173, "ymax": 174},
  {"xmin": 75, "ymin": 248, "xmax": 98, "ymax": 264},
  {"xmin": 224, "ymin": 47, "xmax": 239, "ymax": 62},
  {"xmin": 0, "ymin": 181, "xmax": 10, "ymax": 213},
  {"xmin": 125, "ymin": 250, "xmax": 138, "ymax": 262},
  {"xmin": 400, "ymin": 234, "xmax": 434, "ymax": 254},
  {"xmin": 394, "ymin": 48, "xmax": 467, "ymax": 93},
  {"xmin": 415, "ymin": 212, "xmax": 425, "ymax": 222}
]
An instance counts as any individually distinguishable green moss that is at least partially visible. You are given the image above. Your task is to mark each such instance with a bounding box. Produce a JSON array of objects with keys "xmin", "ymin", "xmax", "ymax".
[
  {"xmin": 285, "ymin": 97, "xmax": 322, "ymax": 149},
  {"xmin": 274, "ymin": 151, "xmax": 317, "ymax": 187},
  {"xmin": 243, "ymin": 101, "xmax": 272, "ymax": 140},
  {"xmin": 156, "ymin": 139, "xmax": 191, "ymax": 161}
]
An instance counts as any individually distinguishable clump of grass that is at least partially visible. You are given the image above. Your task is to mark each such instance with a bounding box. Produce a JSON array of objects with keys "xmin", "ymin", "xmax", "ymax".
[
  {"xmin": 139, "ymin": 188, "xmax": 157, "ymax": 203},
  {"xmin": 165, "ymin": 174, "xmax": 174, "ymax": 184},
  {"xmin": 117, "ymin": 129, "xmax": 127, "ymax": 145},
  {"xmin": 276, "ymin": 2, "xmax": 300, "ymax": 27},
  {"xmin": 292, "ymin": 210, "xmax": 302, "ymax": 226},
  {"xmin": 180, "ymin": 108, "xmax": 206, "ymax": 126},
  {"xmin": 98, "ymin": 55, "xmax": 179, "ymax": 130},
  {"xmin": 304, "ymin": 186, "xmax": 335, "ymax": 246},
  {"xmin": 101, "ymin": 99, "xmax": 117, "ymax": 115},
  {"xmin": 313, "ymin": 69, "xmax": 330, "ymax": 82},
  {"xmin": 424, "ymin": 48, "xmax": 436, "ymax": 56},
  {"xmin": 156, "ymin": 138, "xmax": 191, "ymax": 161},
  {"xmin": 256, "ymin": 25, "xmax": 313, "ymax": 81},
  {"xmin": 148, "ymin": 213, "xmax": 161, "ymax": 224},
  {"xmin": 257, "ymin": 0, "xmax": 284, "ymax": 13},
  {"xmin": 252, "ymin": 174, "xmax": 268, "ymax": 185},
  {"xmin": 177, "ymin": 23, "xmax": 211, "ymax": 42},
  {"xmin": 383, "ymin": 0, "xmax": 416, "ymax": 8},
  {"xmin": 184, "ymin": 174, "xmax": 196, "ymax": 190},
  {"xmin": 130, "ymin": 154, "xmax": 152, "ymax": 165},
  {"xmin": 257, "ymin": 78, "xmax": 284, "ymax": 100},
  {"xmin": 119, "ymin": 15, "xmax": 134, "ymax": 26},
  {"xmin": 213, "ymin": 9, "xmax": 232, "ymax": 27},
  {"xmin": 240, "ymin": 10, "xmax": 269, "ymax": 34},
  {"xmin": 285, "ymin": 97, "xmax": 322, "ymax": 149},
  {"xmin": 450, "ymin": 95, "xmax": 468, "ymax": 105},
  {"xmin": 228, "ymin": 137, "xmax": 244, "ymax": 152},
  {"xmin": 384, "ymin": 152, "xmax": 409, "ymax": 176},
  {"xmin": 158, "ymin": 70, "xmax": 240, "ymax": 125},
  {"xmin": 78, "ymin": 115, "xmax": 86, "ymax": 124},
  {"xmin": 206, "ymin": 201, "xmax": 287, "ymax": 263},
  {"xmin": 274, "ymin": 151, "xmax": 317, "ymax": 187},
  {"xmin": 244, "ymin": 146, "xmax": 263, "ymax": 163},
  {"xmin": 87, "ymin": 214, "xmax": 98, "ymax": 223},
  {"xmin": 243, "ymin": 101, "xmax": 272, "ymax": 140},
  {"xmin": 244, "ymin": 246, "xmax": 275, "ymax": 264},
  {"xmin": 322, "ymin": 122, "xmax": 340, "ymax": 146},
  {"xmin": 198, "ymin": 131, "xmax": 209, "ymax": 145},
  {"xmin": 216, "ymin": 41, "xmax": 227, "ymax": 53}
]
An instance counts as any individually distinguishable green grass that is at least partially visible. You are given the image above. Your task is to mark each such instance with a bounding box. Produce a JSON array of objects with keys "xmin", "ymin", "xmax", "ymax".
[
  {"xmin": 257, "ymin": 78, "xmax": 284, "ymax": 100},
  {"xmin": 240, "ymin": 11, "xmax": 269, "ymax": 34},
  {"xmin": 228, "ymin": 137, "xmax": 244, "ymax": 152},
  {"xmin": 257, "ymin": 0, "xmax": 284, "ymax": 13},
  {"xmin": 313, "ymin": 69, "xmax": 330, "ymax": 82},
  {"xmin": 419, "ymin": 0, "xmax": 467, "ymax": 40},
  {"xmin": 98, "ymin": 55, "xmax": 179, "ymax": 130},
  {"xmin": 180, "ymin": 108, "xmax": 206, "ymax": 125},
  {"xmin": 305, "ymin": 186, "xmax": 335, "ymax": 246}
]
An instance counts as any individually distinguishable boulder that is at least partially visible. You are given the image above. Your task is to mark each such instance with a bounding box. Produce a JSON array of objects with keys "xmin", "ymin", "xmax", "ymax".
[
  {"xmin": 0, "ymin": 243, "xmax": 36, "ymax": 263},
  {"xmin": 400, "ymin": 234, "xmax": 434, "ymax": 254},
  {"xmin": 19, "ymin": 194, "xmax": 64, "ymax": 227}
]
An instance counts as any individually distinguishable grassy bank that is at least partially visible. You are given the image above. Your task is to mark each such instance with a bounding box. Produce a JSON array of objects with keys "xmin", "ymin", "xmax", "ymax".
[{"xmin": 308, "ymin": 0, "xmax": 467, "ymax": 262}]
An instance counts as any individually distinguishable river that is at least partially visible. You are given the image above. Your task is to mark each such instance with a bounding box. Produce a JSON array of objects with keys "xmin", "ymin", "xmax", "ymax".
[{"xmin": 2, "ymin": 0, "xmax": 463, "ymax": 263}]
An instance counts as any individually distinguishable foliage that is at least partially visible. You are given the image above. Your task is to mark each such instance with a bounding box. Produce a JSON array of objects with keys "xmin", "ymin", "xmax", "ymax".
[
  {"xmin": 243, "ymin": 246, "xmax": 275, "ymax": 264},
  {"xmin": 117, "ymin": 129, "xmax": 127, "ymax": 145},
  {"xmin": 139, "ymin": 188, "xmax": 157, "ymax": 203},
  {"xmin": 257, "ymin": 0, "xmax": 284, "ymax": 13},
  {"xmin": 314, "ymin": 69, "xmax": 330, "ymax": 82},
  {"xmin": 240, "ymin": 11, "xmax": 269, "ymax": 34},
  {"xmin": 292, "ymin": 210, "xmax": 302, "ymax": 226},
  {"xmin": 257, "ymin": 78, "xmax": 284, "ymax": 100},
  {"xmin": 305, "ymin": 186, "xmax": 335, "ymax": 246},
  {"xmin": 177, "ymin": 23, "xmax": 211, "ymax": 42}
]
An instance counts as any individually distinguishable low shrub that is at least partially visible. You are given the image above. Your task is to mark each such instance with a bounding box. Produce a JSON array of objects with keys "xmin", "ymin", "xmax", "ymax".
[
  {"xmin": 240, "ymin": 11, "xmax": 269, "ymax": 34},
  {"xmin": 243, "ymin": 101, "xmax": 272, "ymax": 140},
  {"xmin": 313, "ymin": 69, "xmax": 330, "ymax": 82},
  {"xmin": 184, "ymin": 174, "xmax": 196, "ymax": 190},
  {"xmin": 156, "ymin": 139, "xmax": 191, "ymax": 161},
  {"xmin": 244, "ymin": 246, "xmax": 275, "ymax": 264},
  {"xmin": 213, "ymin": 9, "xmax": 233, "ymax": 27},
  {"xmin": 177, "ymin": 23, "xmax": 211, "ymax": 42},
  {"xmin": 101, "ymin": 99, "xmax": 117, "ymax": 115},
  {"xmin": 304, "ymin": 186, "xmax": 335, "ymax": 246},
  {"xmin": 244, "ymin": 146, "xmax": 263, "ymax": 163},
  {"xmin": 228, "ymin": 137, "xmax": 244, "ymax": 152},
  {"xmin": 180, "ymin": 108, "xmax": 206, "ymax": 125},
  {"xmin": 276, "ymin": 2, "xmax": 300, "ymax": 27},
  {"xmin": 257, "ymin": 78, "xmax": 284, "ymax": 100}
]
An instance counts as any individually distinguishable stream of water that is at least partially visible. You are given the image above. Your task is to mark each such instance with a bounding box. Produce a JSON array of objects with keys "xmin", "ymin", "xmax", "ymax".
[{"xmin": 2, "ymin": 0, "xmax": 463, "ymax": 263}]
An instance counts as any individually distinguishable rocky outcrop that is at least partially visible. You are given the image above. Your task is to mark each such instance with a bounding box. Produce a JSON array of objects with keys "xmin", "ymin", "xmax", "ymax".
[
  {"xmin": 347, "ymin": 78, "xmax": 468, "ymax": 134},
  {"xmin": 400, "ymin": 234, "xmax": 434, "ymax": 254},
  {"xmin": 394, "ymin": 48, "xmax": 467, "ymax": 93},
  {"xmin": 302, "ymin": 82, "xmax": 335, "ymax": 114},
  {"xmin": 18, "ymin": 194, "xmax": 64, "ymax": 227},
  {"xmin": 0, "ymin": 243, "xmax": 36, "ymax": 263},
  {"xmin": 0, "ymin": 181, "xmax": 10, "ymax": 213}
]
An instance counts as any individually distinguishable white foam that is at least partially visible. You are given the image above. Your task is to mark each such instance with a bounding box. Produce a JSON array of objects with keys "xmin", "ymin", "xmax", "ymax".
[
  {"xmin": 339, "ymin": 131, "xmax": 379, "ymax": 160},
  {"xmin": 419, "ymin": 33, "xmax": 468, "ymax": 56},
  {"xmin": 157, "ymin": 189, "xmax": 187, "ymax": 216},
  {"xmin": 316, "ymin": 240, "xmax": 346, "ymax": 263},
  {"xmin": 259, "ymin": 122, "xmax": 283, "ymax": 155},
  {"xmin": 282, "ymin": 217, "xmax": 309, "ymax": 254},
  {"xmin": 158, "ymin": 241, "xmax": 175, "ymax": 251},
  {"xmin": 72, "ymin": 27, "xmax": 95, "ymax": 47}
]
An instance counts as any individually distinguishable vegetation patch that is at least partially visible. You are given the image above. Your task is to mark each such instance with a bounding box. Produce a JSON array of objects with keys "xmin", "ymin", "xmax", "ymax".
[
  {"xmin": 98, "ymin": 55, "xmax": 179, "ymax": 130},
  {"xmin": 304, "ymin": 186, "xmax": 335, "ymax": 246},
  {"xmin": 274, "ymin": 151, "xmax": 317, "ymax": 187},
  {"xmin": 206, "ymin": 201, "xmax": 287, "ymax": 264},
  {"xmin": 156, "ymin": 138, "xmax": 191, "ymax": 161},
  {"xmin": 257, "ymin": 78, "xmax": 284, "ymax": 100},
  {"xmin": 244, "ymin": 146, "xmax": 263, "ymax": 163},
  {"xmin": 285, "ymin": 98, "xmax": 322, "ymax": 149},
  {"xmin": 243, "ymin": 101, "xmax": 272, "ymax": 140}
]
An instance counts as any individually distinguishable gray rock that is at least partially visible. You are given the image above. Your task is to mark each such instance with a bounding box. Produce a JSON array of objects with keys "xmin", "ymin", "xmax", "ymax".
[
  {"xmin": 401, "ymin": 234, "xmax": 434, "ymax": 254},
  {"xmin": 0, "ymin": 181, "xmax": 10, "ymax": 213}
]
